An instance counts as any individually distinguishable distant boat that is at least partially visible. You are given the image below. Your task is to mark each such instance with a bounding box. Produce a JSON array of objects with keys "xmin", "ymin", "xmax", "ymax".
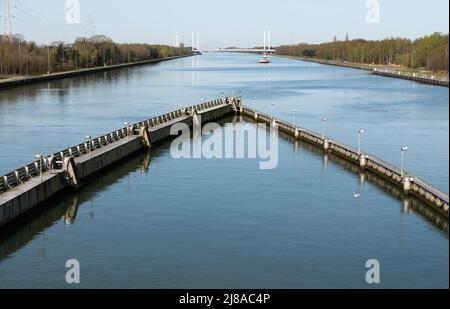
[{"xmin": 259, "ymin": 56, "xmax": 270, "ymax": 64}]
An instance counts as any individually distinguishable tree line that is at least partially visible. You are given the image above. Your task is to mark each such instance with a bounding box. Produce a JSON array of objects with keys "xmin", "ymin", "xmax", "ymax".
[
  {"xmin": 276, "ymin": 32, "xmax": 449, "ymax": 72},
  {"xmin": 0, "ymin": 35, "xmax": 192, "ymax": 78}
]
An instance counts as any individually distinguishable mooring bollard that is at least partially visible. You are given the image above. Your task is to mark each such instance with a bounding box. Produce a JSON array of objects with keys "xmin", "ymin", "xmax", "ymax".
[
  {"xmin": 271, "ymin": 118, "xmax": 277, "ymax": 128},
  {"xmin": 403, "ymin": 176, "xmax": 413, "ymax": 192},
  {"xmin": 63, "ymin": 157, "xmax": 80, "ymax": 188},
  {"xmin": 359, "ymin": 154, "xmax": 367, "ymax": 168},
  {"xmin": 139, "ymin": 127, "xmax": 151, "ymax": 148}
]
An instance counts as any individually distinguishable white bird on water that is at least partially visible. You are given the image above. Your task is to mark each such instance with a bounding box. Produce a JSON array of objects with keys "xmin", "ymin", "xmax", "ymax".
[{"xmin": 353, "ymin": 192, "xmax": 361, "ymax": 198}]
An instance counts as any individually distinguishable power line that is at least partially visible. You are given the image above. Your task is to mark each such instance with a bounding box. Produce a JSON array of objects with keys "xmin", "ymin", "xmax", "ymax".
[
  {"xmin": 85, "ymin": 15, "xmax": 96, "ymax": 37},
  {"xmin": 14, "ymin": 15, "xmax": 74, "ymax": 42},
  {"xmin": 7, "ymin": 1, "xmax": 81, "ymax": 43},
  {"xmin": 2, "ymin": 0, "xmax": 13, "ymax": 38},
  {"xmin": 15, "ymin": 6, "xmax": 78, "ymax": 34}
]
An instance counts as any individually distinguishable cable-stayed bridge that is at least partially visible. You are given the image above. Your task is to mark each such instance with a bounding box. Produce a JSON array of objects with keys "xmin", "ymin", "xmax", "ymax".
[{"xmin": 202, "ymin": 48, "xmax": 276, "ymax": 53}]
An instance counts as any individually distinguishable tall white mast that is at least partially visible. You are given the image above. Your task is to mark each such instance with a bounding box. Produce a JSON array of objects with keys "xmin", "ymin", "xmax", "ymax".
[
  {"xmin": 263, "ymin": 30, "xmax": 266, "ymax": 53},
  {"xmin": 268, "ymin": 30, "xmax": 271, "ymax": 53},
  {"xmin": 196, "ymin": 32, "xmax": 200, "ymax": 51},
  {"xmin": 192, "ymin": 32, "xmax": 195, "ymax": 51}
]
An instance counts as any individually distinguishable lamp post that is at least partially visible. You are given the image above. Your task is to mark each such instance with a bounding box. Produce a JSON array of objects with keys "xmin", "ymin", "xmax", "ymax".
[
  {"xmin": 47, "ymin": 45, "xmax": 51, "ymax": 73},
  {"xmin": 270, "ymin": 102, "xmax": 275, "ymax": 117},
  {"xmin": 358, "ymin": 129, "xmax": 364, "ymax": 155},
  {"xmin": 252, "ymin": 97, "xmax": 256, "ymax": 111},
  {"xmin": 293, "ymin": 108, "xmax": 298, "ymax": 127},
  {"xmin": 401, "ymin": 146, "xmax": 408, "ymax": 177},
  {"xmin": 35, "ymin": 154, "xmax": 43, "ymax": 182},
  {"xmin": 321, "ymin": 117, "xmax": 327, "ymax": 139},
  {"xmin": 25, "ymin": 42, "xmax": 29, "ymax": 76},
  {"xmin": 85, "ymin": 136, "xmax": 92, "ymax": 157}
]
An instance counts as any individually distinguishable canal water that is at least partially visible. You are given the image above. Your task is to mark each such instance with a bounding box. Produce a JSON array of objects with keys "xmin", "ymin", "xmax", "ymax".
[{"xmin": 0, "ymin": 53, "xmax": 448, "ymax": 288}]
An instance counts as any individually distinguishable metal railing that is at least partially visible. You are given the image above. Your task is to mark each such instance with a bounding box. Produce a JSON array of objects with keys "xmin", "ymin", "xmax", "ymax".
[
  {"xmin": 0, "ymin": 98, "xmax": 229, "ymax": 194},
  {"xmin": 411, "ymin": 177, "xmax": 449, "ymax": 208},
  {"xmin": 373, "ymin": 68, "xmax": 449, "ymax": 84}
]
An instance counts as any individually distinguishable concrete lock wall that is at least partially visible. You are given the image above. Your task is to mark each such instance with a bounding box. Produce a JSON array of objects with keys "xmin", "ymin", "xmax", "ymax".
[
  {"xmin": 149, "ymin": 117, "xmax": 192, "ymax": 144},
  {"xmin": 0, "ymin": 173, "xmax": 67, "ymax": 228},
  {"xmin": 0, "ymin": 99, "xmax": 237, "ymax": 228},
  {"xmin": 240, "ymin": 105, "xmax": 449, "ymax": 218},
  {"xmin": 75, "ymin": 138, "xmax": 144, "ymax": 180}
]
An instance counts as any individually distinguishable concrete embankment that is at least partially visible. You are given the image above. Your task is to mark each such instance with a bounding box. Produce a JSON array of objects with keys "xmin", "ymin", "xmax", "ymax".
[
  {"xmin": 276, "ymin": 55, "xmax": 449, "ymax": 87},
  {"xmin": 371, "ymin": 68, "xmax": 449, "ymax": 87},
  {"xmin": 0, "ymin": 98, "xmax": 236, "ymax": 227},
  {"xmin": 241, "ymin": 106, "xmax": 449, "ymax": 218},
  {"xmin": 0, "ymin": 55, "xmax": 191, "ymax": 89}
]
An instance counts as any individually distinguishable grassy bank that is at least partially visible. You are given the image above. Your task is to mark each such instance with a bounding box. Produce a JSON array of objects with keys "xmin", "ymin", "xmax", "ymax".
[{"xmin": 0, "ymin": 55, "xmax": 191, "ymax": 89}]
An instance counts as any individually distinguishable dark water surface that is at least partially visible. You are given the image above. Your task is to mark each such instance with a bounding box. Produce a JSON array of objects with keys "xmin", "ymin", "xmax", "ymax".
[{"xmin": 0, "ymin": 53, "xmax": 448, "ymax": 288}]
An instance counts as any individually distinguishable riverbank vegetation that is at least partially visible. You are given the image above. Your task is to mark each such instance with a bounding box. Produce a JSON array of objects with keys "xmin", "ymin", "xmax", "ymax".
[
  {"xmin": 276, "ymin": 32, "xmax": 449, "ymax": 73},
  {"xmin": 0, "ymin": 35, "xmax": 192, "ymax": 78}
]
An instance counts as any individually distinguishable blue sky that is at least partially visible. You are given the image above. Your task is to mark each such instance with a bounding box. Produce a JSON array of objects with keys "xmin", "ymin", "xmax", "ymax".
[{"xmin": 8, "ymin": 0, "xmax": 450, "ymax": 47}]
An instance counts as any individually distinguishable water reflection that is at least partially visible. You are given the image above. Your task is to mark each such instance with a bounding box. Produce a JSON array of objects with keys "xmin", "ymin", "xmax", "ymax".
[
  {"xmin": 0, "ymin": 116, "xmax": 447, "ymax": 289},
  {"xmin": 3, "ymin": 115, "xmax": 444, "ymax": 265},
  {"xmin": 0, "ymin": 54, "xmax": 447, "ymax": 288},
  {"xmin": 0, "ymin": 149, "xmax": 154, "ymax": 262},
  {"xmin": 38, "ymin": 231, "xmax": 46, "ymax": 259},
  {"xmin": 0, "ymin": 67, "xmax": 145, "ymax": 105},
  {"xmin": 192, "ymin": 55, "xmax": 200, "ymax": 87},
  {"xmin": 275, "ymin": 122, "xmax": 449, "ymax": 234}
]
